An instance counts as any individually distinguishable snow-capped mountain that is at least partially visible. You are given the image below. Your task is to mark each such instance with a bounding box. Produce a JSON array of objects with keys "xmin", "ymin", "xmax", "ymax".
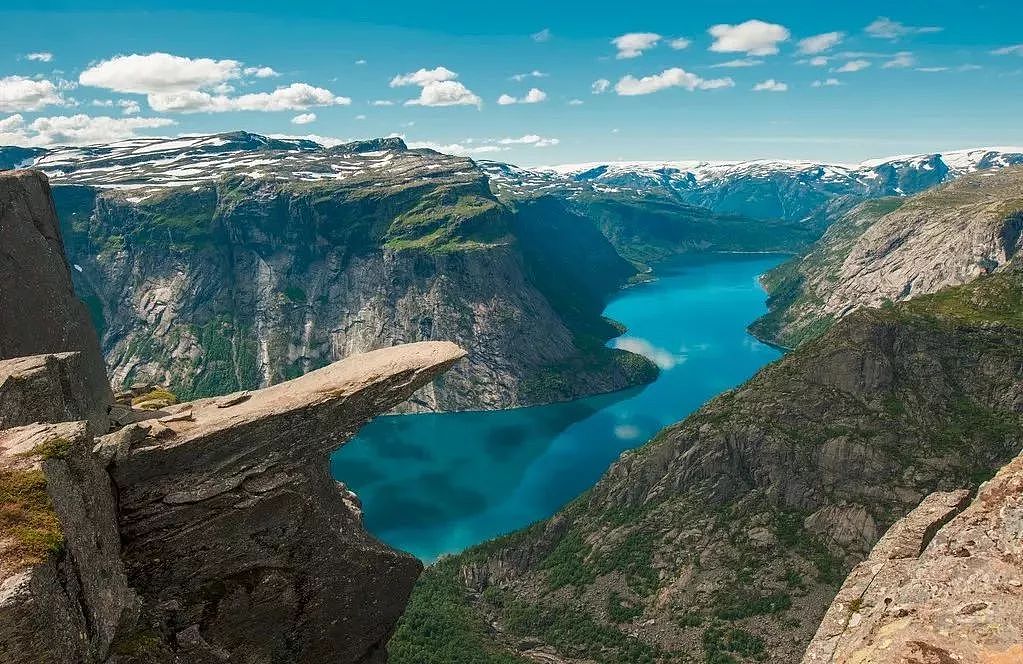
[
  {"xmin": 0, "ymin": 132, "xmax": 470, "ymax": 194},
  {"xmin": 481, "ymin": 147, "xmax": 1023, "ymax": 224},
  {"xmin": 3, "ymin": 133, "xmax": 1021, "ymax": 225}
]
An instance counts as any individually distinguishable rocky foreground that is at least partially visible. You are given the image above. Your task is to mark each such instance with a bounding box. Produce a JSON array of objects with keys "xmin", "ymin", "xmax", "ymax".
[
  {"xmin": 0, "ymin": 169, "xmax": 464, "ymax": 663},
  {"xmin": 804, "ymin": 451, "xmax": 1023, "ymax": 663}
]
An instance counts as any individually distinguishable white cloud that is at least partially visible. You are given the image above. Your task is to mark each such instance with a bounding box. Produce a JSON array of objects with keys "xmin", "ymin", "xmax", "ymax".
[
  {"xmin": 389, "ymin": 66, "xmax": 458, "ymax": 87},
  {"xmin": 79, "ymin": 52, "xmax": 241, "ymax": 93},
  {"xmin": 496, "ymin": 88, "xmax": 547, "ymax": 105},
  {"xmin": 669, "ymin": 38, "xmax": 691, "ymax": 50},
  {"xmin": 406, "ymin": 80, "xmax": 481, "ymax": 107},
  {"xmin": 708, "ymin": 20, "xmax": 790, "ymax": 56},
  {"xmin": 611, "ymin": 337, "xmax": 684, "ymax": 370},
  {"xmin": 496, "ymin": 134, "xmax": 559, "ymax": 147},
  {"xmin": 244, "ymin": 66, "xmax": 279, "ymax": 78},
  {"xmin": 568, "ymin": 99, "xmax": 584, "ymax": 105},
  {"xmin": 752, "ymin": 78, "xmax": 788, "ymax": 92},
  {"xmin": 992, "ymin": 44, "xmax": 1023, "ymax": 56},
  {"xmin": 523, "ymin": 88, "xmax": 546, "ymax": 103},
  {"xmin": 532, "ymin": 28, "xmax": 552, "ymax": 42},
  {"xmin": 0, "ymin": 113, "xmax": 175, "ymax": 146},
  {"xmin": 591, "ymin": 78, "xmax": 611, "ymax": 94},
  {"xmin": 865, "ymin": 17, "xmax": 942, "ymax": 40},
  {"xmin": 812, "ymin": 78, "xmax": 842, "ymax": 87},
  {"xmin": 118, "ymin": 99, "xmax": 141, "ymax": 115},
  {"xmin": 798, "ymin": 31, "xmax": 844, "ymax": 54},
  {"xmin": 882, "ymin": 52, "xmax": 915, "ymax": 69},
  {"xmin": 0, "ymin": 76, "xmax": 65, "ymax": 112},
  {"xmin": 148, "ymin": 83, "xmax": 350, "ymax": 113},
  {"xmin": 391, "ymin": 67, "xmax": 480, "ymax": 107},
  {"xmin": 612, "ymin": 32, "xmax": 662, "ymax": 59},
  {"xmin": 835, "ymin": 59, "xmax": 871, "ymax": 73},
  {"xmin": 92, "ymin": 99, "xmax": 113, "ymax": 107},
  {"xmin": 615, "ymin": 68, "xmax": 734, "ymax": 96},
  {"xmin": 26, "ymin": 52, "xmax": 54, "ymax": 63},
  {"xmin": 510, "ymin": 70, "xmax": 547, "ymax": 82},
  {"xmin": 371, "ymin": 100, "xmax": 395, "ymax": 106},
  {"xmin": 711, "ymin": 58, "xmax": 764, "ymax": 68},
  {"xmin": 355, "ymin": 114, "xmax": 366, "ymax": 120},
  {"xmin": 291, "ymin": 112, "xmax": 316, "ymax": 124},
  {"xmin": 406, "ymin": 139, "xmax": 507, "ymax": 155},
  {"xmin": 355, "ymin": 59, "xmax": 367, "ymax": 65},
  {"xmin": 808, "ymin": 56, "xmax": 830, "ymax": 66}
]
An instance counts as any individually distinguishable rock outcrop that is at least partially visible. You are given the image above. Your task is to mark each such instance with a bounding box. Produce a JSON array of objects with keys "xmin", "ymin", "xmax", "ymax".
[
  {"xmin": 0, "ymin": 170, "xmax": 468, "ymax": 663},
  {"xmin": 804, "ymin": 448, "xmax": 1023, "ymax": 663},
  {"xmin": 0, "ymin": 171, "xmax": 112, "ymax": 430},
  {"xmin": 0, "ymin": 420, "xmax": 134, "ymax": 664},
  {"xmin": 103, "ymin": 342, "xmax": 465, "ymax": 663}
]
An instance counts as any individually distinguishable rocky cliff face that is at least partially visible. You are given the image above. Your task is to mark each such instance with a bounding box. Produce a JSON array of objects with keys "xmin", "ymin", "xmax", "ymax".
[
  {"xmin": 0, "ymin": 169, "xmax": 467, "ymax": 663},
  {"xmin": 24, "ymin": 133, "xmax": 654, "ymax": 411},
  {"xmin": 390, "ymin": 270, "xmax": 1023, "ymax": 664},
  {"xmin": 752, "ymin": 167, "xmax": 1023, "ymax": 348},
  {"xmin": 0, "ymin": 171, "xmax": 112, "ymax": 431},
  {"xmin": 805, "ymin": 446, "xmax": 1023, "ymax": 663}
]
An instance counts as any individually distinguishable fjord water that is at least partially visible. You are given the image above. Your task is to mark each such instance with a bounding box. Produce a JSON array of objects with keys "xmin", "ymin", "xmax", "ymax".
[{"xmin": 331, "ymin": 254, "xmax": 783, "ymax": 561}]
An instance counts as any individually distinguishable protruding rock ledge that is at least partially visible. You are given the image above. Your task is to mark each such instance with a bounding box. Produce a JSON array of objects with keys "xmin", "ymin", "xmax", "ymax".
[{"xmin": 100, "ymin": 340, "xmax": 466, "ymax": 664}]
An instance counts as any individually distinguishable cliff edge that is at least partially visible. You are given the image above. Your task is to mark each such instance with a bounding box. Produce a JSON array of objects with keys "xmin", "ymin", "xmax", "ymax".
[
  {"xmin": 803, "ymin": 448, "xmax": 1023, "ymax": 663},
  {"xmin": 0, "ymin": 170, "xmax": 465, "ymax": 663}
]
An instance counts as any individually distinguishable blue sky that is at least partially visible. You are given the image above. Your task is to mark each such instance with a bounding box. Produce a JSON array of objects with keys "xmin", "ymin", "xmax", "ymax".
[{"xmin": 1, "ymin": 0, "xmax": 1022, "ymax": 165}]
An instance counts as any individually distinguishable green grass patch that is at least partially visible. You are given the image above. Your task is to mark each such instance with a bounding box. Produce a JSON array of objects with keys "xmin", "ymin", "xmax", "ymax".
[{"xmin": 0, "ymin": 468, "xmax": 63, "ymax": 570}]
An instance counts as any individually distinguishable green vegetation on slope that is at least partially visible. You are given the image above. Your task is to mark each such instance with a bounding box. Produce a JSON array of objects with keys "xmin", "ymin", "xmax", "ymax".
[{"xmin": 0, "ymin": 467, "xmax": 62, "ymax": 572}]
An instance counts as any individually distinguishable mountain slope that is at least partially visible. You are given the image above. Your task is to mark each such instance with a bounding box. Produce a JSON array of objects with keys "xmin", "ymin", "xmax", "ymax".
[
  {"xmin": 10, "ymin": 133, "xmax": 655, "ymax": 411},
  {"xmin": 752, "ymin": 166, "xmax": 1023, "ymax": 348},
  {"xmin": 390, "ymin": 269, "xmax": 1023, "ymax": 664}
]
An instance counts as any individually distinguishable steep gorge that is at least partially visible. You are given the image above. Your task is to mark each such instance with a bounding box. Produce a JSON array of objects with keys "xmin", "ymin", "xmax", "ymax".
[{"xmin": 389, "ymin": 171, "xmax": 1023, "ymax": 664}]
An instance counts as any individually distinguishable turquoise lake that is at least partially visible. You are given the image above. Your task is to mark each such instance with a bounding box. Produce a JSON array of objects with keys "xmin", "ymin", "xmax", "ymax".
[{"xmin": 330, "ymin": 254, "xmax": 784, "ymax": 562}]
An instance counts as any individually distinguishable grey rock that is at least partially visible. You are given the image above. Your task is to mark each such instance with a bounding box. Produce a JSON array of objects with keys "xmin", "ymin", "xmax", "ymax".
[
  {"xmin": 109, "ymin": 341, "xmax": 465, "ymax": 663},
  {"xmin": 0, "ymin": 170, "xmax": 112, "ymax": 431},
  {"xmin": 0, "ymin": 353, "xmax": 109, "ymax": 431}
]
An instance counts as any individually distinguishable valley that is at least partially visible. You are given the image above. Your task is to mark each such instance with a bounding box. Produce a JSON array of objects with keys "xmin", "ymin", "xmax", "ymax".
[{"xmin": 2, "ymin": 134, "xmax": 1022, "ymax": 664}]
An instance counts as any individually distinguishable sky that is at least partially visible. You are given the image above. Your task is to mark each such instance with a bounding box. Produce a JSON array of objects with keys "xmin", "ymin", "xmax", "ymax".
[{"xmin": 1, "ymin": 0, "xmax": 1022, "ymax": 166}]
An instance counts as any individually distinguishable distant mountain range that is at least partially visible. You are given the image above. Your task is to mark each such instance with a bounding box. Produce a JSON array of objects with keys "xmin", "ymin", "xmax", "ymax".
[
  {"xmin": 3, "ymin": 134, "xmax": 1020, "ymax": 226},
  {"xmin": 484, "ymin": 146, "xmax": 1023, "ymax": 224}
]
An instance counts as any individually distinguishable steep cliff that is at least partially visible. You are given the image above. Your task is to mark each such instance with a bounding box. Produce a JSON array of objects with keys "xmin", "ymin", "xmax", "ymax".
[
  {"xmin": 0, "ymin": 169, "xmax": 468, "ymax": 663},
  {"xmin": 32, "ymin": 133, "xmax": 653, "ymax": 411},
  {"xmin": 752, "ymin": 167, "xmax": 1023, "ymax": 348},
  {"xmin": 390, "ymin": 270, "xmax": 1023, "ymax": 664},
  {"xmin": 0, "ymin": 170, "xmax": 112, "ymax": 431}
]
